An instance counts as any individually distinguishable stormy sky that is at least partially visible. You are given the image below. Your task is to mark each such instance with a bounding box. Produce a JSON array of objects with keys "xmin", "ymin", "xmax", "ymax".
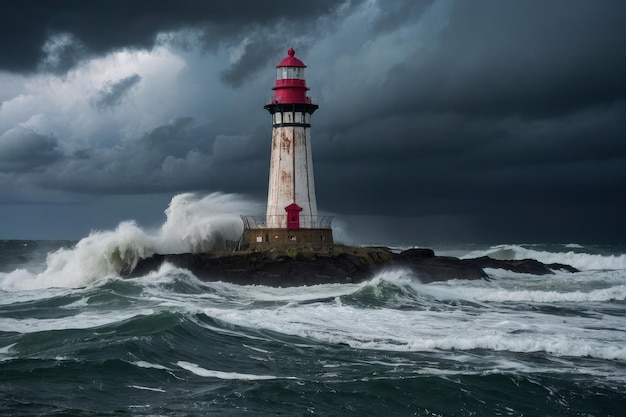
[{"xmin": 1, "ymin": 0, "xmax": 625, "ymax": 244}]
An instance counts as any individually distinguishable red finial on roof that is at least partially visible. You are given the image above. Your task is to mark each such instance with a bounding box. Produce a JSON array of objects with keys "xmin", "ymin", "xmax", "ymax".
[{"xmin": 277, "ymin": 47, "xmax": 306, "ymax": 68}]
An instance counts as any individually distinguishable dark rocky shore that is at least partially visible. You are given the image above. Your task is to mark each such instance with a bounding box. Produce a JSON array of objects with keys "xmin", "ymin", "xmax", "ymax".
[{"xmin": 124, "ymin": 246, "xmax": 578, "ymax": 287}]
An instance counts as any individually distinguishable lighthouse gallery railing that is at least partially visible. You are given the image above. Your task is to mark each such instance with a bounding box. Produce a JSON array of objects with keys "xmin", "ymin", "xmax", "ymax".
[{"xmin": 241, "ymin": 215, "xmax": 333, "ymax": 230}]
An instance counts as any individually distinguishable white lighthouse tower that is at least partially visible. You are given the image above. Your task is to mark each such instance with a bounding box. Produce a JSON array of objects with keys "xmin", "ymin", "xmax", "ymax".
[
  {"xmin": 265, "ymin": 47, "xmax": 318, "ymax": 228},
  {"xmin": 241, "ymin": 48, "xmax": 333, "ymax": 251}
]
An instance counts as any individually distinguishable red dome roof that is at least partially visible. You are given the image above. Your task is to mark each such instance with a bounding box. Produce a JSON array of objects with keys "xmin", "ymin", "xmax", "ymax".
[{"xmin": 276, "ymin": 47, "xmax": 306, "ymax": 68}]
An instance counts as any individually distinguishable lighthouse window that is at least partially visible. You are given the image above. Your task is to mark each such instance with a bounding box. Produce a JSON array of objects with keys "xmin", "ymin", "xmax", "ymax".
[{"xmin": 277, "ymin": 67, "xmax": 304, "ymax": 79}]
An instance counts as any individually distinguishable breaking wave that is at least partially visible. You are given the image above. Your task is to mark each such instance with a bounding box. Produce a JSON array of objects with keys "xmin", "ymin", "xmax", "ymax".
[
  {"xmin": 0, "ymin": 193, "xmax": 260, "ymax": 290},
  {"xmin": 461, "ymin": 244, "xmax": 626, "ymax": 271}
]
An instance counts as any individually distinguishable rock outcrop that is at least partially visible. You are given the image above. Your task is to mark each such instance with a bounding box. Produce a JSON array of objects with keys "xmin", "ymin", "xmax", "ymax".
[{"xmin": 124, "ymin": 246, "xmax": 578, "ymax": 287}]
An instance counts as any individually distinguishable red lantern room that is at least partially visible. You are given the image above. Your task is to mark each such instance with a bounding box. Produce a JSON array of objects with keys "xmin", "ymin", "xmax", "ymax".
[{"xmin": 271, "ymin": 47, "xmax": 312, "ymax": 104}]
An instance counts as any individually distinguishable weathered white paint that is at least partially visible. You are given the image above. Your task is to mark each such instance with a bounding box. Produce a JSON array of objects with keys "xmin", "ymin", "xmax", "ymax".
[{"xmin": 266, "ymin": 111, "xmax": 317, "ymax": 228}]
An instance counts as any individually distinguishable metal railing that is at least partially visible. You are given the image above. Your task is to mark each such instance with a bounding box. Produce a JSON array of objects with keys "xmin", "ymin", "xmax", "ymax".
[
  {"xmin": 241, "ymin": 215, "xmax": 333, "ymax": 229},
  {"xmin": 265, "ymin": 96, "xmax": 318, "ymax": 106}
]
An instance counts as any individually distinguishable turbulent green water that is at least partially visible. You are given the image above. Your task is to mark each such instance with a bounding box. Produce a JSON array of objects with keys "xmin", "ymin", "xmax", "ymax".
[{"xmin": 1, "ymin": 240, "xmax": 625, "ymax": 416}]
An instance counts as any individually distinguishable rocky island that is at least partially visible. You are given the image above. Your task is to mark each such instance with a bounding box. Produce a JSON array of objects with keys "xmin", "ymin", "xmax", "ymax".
[{"xmin": 124, "ymin": 245, "xmax": 578, "ymax": 287}]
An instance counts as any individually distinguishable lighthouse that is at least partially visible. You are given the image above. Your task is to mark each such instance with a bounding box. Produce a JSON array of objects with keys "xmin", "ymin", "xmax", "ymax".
[
  {"xmin": 240, "ymin": 48, "xmax": 333, "ymax": 251},
  {"xmin": 265, "ymin": 47, "xmax": 318, "ymax": 228}
]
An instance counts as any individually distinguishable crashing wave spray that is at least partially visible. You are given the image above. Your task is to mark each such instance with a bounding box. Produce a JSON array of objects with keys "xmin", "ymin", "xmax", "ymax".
[
  {"xmin": 1, "ymin": 193, "xmax": 261, "ymax": 290},
  {"xmin": 158, "ymin": 193, "xmax": 256, "ymax": 253}
]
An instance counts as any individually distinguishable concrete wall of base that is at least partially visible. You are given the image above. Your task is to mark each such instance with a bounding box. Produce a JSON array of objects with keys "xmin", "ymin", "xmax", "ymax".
[{"xmin": 241, "ymin": 228, "xmax": 333, "ymax": 252}]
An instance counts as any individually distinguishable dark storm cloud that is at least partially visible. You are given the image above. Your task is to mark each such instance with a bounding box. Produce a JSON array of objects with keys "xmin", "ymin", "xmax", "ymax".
[
  {"xmin": 141, "ymin": 117, "xmax": 197, "ymax": 150},
  {"xmin": 30, "ymin": 117, "xmax": 267, "ymax": 198},
  {"xmin": 0, "ymin": 0, "xmax": 363, "ymax": 74},
  {"xmin": 0, "ymin": 127, "xmax": 63, "ymax": 172},
  {"xmin": 38, "ymin": 33, "xmax": 88, "ymax": 73},
  {"xmin": 221, "ymin": 38, "xmax": 278, "ymax": 88},
  {"xmin": 337, "ymin": 0, "xmax": 626, "ymax": 124},
  {"xmin": 42, "ymin": 118, "xmax": 209, "ymax": 194},
  {"xmin": 446, "ymin": 2, "xmax": 623, "ymax": 118},
  {"xmin": 317, "ymin": 105, "xmax": 626, "ymax": 216},
  {"xmin": 311, "ymin": 0, "xmax": 626, "ymax": 229},
  {"xmin": 92, "ymin": 74, "xmax": 142, "ymax": 110},
  {"xmin": 371, "ymin": 0, "xmax": 435, "ymax": 32}
]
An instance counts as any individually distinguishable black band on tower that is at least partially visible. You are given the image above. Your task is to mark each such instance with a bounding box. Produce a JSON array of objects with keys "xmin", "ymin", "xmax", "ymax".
[
  {"xmin": 264, "ymin": 103, "xmax": 319, "ymax": 115},
  {"xmin": 272, "ymin": 122, "xmax": 311, "ymax": 128}
]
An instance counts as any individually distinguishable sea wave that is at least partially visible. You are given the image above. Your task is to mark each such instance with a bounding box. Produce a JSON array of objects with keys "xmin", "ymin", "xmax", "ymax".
[
  {"xmin": 193, "ymin": 272, "xmax": 626, "ymax": 362},
  {"xmin": 424, "ymin": 282, "xmax": 626, "ymax": 303},
  {"xmin": 201, "ymin": 304, "xmax": 626, "ymax": 361},
  {"xmin": 0, "ymin": 308, "xmax": 155, "ymax": 334},
  {"xmin": 461, "ymin": 244, "xmax": 626, "ymax": 271}
]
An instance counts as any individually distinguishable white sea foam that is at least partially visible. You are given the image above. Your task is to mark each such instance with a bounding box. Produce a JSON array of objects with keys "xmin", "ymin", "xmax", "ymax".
[
  {"xmin": 129, "ymin": 385, "xmax": 166, "ymax": 393},
  {"xmin": 176, "ymin": 361, "xmax": 282, "ymax": 380},
  {"xmin": 228, "ymin": 281, "xmax": 360, "ymax": 303},
  {"xmin": 0, "ymin": 309, "xmax": 154, "ymax": 334},
  {"xmin": 411, "ymin": 359, "xmax": 619, "ymax": 379},
  {"xmin": 133, "ymin": 361, "xmax": 171, "ymax": 370},
  {"xmin": 424, "ymin": 282, "xmax": 626, "ymax": 303},
  {"xmin": 243, "ymin": 344, "xmax": 270, "ymax": 354},
  {"xmin": 0, "ymin": 343, "xmax": 16, "ymax": 362},
  {"xmin": 461, "ymin": 244, "xmax": 626, "ymax": 271},
  {"xmin": 0, "ymin": 193, "xmax": 259, "ymax": 290},
  {"xmin": 227, "ymin": 268, "xmax": 416, "ymax": 304}
]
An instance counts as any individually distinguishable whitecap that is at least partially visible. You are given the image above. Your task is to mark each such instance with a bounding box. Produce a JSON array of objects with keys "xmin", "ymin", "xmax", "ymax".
[
  {"xmin": 0, "ymin": 343, "xmax": 16, "ymax": 362},
  {"xmin": 423, "ymin": 283, "xmax": 626, "ymax": 303},
  {"xmin": 133, "ymin": 361, "xmax": 171, "ymax": 370},
  {"xmin": 129, "ymin": 385, "xmax": 166, "ymax": 393},
  {"xmin": 461, "ymin": 244, "xmax": 626, "ymax": 271},
  {"xmin": 0, "ymin": 309, "xmax": 154, "ymax": 334},
  {"xmin": 176, "ymin": 361, "xmax": 284, "ymax": 380}
]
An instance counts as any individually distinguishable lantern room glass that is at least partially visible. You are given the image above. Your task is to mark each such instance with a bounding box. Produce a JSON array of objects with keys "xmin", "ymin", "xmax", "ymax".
[{"xmin": 277, "ymin": 67, "xmax": 305, "ymax": 80}]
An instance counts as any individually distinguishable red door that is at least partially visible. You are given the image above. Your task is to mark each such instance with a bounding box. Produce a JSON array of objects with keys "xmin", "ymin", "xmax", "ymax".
[{"xmin": 285, "ymin": 203, "xmax": 303, "ymax": 229}]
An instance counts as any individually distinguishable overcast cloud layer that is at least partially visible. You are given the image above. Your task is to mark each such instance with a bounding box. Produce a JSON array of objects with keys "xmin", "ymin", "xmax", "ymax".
[{"xmin": 1, "ymin": 0, "xmax": 625, "ymax": 243}]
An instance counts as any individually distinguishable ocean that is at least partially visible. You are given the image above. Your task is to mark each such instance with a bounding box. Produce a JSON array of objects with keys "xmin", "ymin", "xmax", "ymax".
[{"xmin": 0, "ymin": 196, "xmax": 625, "ymax": 416}]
